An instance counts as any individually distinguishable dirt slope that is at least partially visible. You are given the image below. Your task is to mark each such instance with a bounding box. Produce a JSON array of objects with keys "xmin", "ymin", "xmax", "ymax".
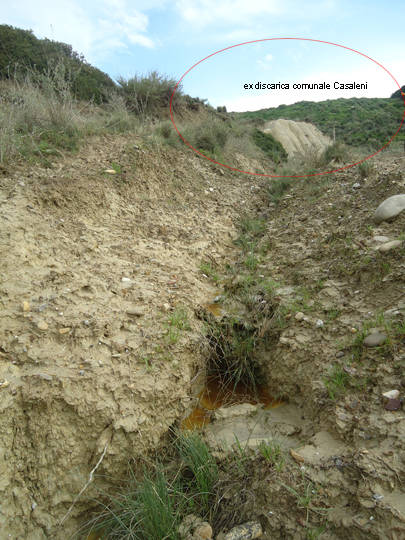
[
  {"xmin": 0, "ymin": 131, "xmax": 404, "ymax": 539},
  {"xmin": 0, "ymin": 136, "xmax": 265, "ymax": 538},
  {"xmin": 263, "ymin": 118, "xmax": 332, "ymax": 156},
  {"xmin": 201, "ymin": 151, "xmax": 405, "ymax": 539}
]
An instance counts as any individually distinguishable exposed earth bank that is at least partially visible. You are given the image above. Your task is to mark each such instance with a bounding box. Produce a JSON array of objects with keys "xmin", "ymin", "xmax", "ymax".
[
  {"xmin": 0, "ymin": 133, "xmax": 404, "ymax": 539},
  {"xmin": 263, "ymin": 118, "xmax": 332, "ymax": 157}
]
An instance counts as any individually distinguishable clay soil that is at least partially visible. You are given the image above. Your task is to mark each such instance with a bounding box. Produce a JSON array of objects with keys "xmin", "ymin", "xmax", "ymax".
[{"xmin": 0, "ymin": 132, "xmax": 404, "ymax": 539}]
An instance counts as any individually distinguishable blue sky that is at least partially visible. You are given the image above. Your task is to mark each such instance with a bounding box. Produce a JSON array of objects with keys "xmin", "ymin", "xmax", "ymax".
[{"xmin": 2, "ymin": 0, "xmax": 404, "ymax": 111}]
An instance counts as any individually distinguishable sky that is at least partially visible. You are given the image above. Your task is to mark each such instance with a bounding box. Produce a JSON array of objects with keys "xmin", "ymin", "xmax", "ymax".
[{"xmin": 2, "ymin": 0, "xmax": 404, "ymax": 111}]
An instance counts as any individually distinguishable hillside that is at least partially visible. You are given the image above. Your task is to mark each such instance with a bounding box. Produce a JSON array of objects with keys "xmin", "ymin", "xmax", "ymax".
[
  {"xmin": 0, "ymin": 25, "xmax": 115, "ymax": 103},
  {"xmin": 0, "ymin": 29, "xmax": 405, "ymax": 540},
  {"xmin": 238, "ymin": 96, "xmax": 405, "ymax": 149}
]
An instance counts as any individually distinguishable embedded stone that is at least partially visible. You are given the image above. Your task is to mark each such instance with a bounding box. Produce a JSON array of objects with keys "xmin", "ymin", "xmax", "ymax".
[
  {"xmin": 373, "ymin": 194, "xmax": 405, "ymax": 223},
  {"xmin": 363, "ymin": 332, "xmax": 387, "ymax": 347}
]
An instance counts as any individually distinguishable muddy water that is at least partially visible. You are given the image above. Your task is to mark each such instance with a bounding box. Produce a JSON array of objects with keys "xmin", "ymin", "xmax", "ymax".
[
  {"xmin": 182, "ymin": 376, "xmax": 284, "ymax": 429},
  {"xmin": 203, "ymin": 302, "xmax": 223, "ymax": 317}
]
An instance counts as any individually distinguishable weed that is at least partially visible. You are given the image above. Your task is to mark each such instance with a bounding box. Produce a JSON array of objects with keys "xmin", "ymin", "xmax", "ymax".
[
  {"xmin": 176, "ymin": 431, "xmax": 218, "ymax": 514},
  {"xmin": 110, "ymin": 161, "xmax": 122, "ymax": 174},
  {"xmin": 88, "ymin": 467, "xmax": 185, "ymax": 540},
  {"xmin": 140, "ymin": 355, "xmax": 153, "ymax": 372},
  {"xmin": 326, "ymin": 308, "xmax": 341, "ymax": 321},
  {"xmin": 205, "ymin": 317, "xmax": 260, "ymax": 392},
  {"xmin": 358, "ymin": 160, "xmax": 374, "ymax": 179},
  {"xmin": 200, "ymin": 261, "xmax": 220, "ymax": 283},
  {"xmin": 244, "ymin": 253, "xmax": 259, "ymax": 271},
  {"xmin": 84, "ymin": 432, "xmax": 219, "ymax": 538},
  {"xmin": 259, "ymin": 440, "xmax": 285, "ymax": 471},
  {"xmin": 168, "ymin": 307, "xmax": 190, "ymax": 331},
  {"xmin": 324, "ymin": 364, "xmax": 349, "ymax": 399},
  {"xmin": 239, "ymin": 216, "xmax": 267, "ymax": 238},
  {"xmin": 267, "ymin": 177, "xmax": 293, "ymax": 204},
  {"xmin": 307, "ymin": 525, "xmax": 327, "ymax": 539},
  {"xmin": 164, "ymin": 307, "xmax": 190, "ymax": 345},
  {"xmin": 281, "ymin": 479, "xmax": 328, "ymax": 526}
]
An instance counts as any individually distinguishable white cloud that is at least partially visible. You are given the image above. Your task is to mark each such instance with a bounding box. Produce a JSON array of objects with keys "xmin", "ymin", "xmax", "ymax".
[
  {"xmin": 175, "ymin": 0, "xmax": 283, "ymax": 27},
  {"xmin": 257, "ymin": 53, "xmax": 274, "ymax": 70},
  {"xmin": 2, "ymin": 0, "xmax": 155, "ymax": 64}
]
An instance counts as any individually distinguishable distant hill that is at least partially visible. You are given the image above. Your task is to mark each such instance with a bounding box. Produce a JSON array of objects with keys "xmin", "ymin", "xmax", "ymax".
[
  {"xmin": 391, "ymin": 85, "xmax": 405, "ymax": 99},
  {"xmin": 237, "ymin": 96, "xmax": 405, "ymax": 148},
  {"xmin": 0, "ymin": 24, "xmax": 115, "ymax": 103}
]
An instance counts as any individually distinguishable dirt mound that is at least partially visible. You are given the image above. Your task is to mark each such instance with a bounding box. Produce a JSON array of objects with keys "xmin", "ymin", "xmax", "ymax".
[{"xmin": 263, "ymin": 118, "xmax": 332, "ymax": 156}]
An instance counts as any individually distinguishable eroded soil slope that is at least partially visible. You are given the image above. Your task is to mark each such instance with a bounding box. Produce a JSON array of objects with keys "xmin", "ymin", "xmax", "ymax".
[
  {"xmin": 0, "ymin": 131, "xmax": 404, "ymax": 540},
  {"xmin": 263, "ymin": 118, "xmax": 332, "ymax": 156},
  {"xmin": 201, "ymin": 151, "xmax": 405, "ymax": 539},
  {"xmin": 0, "ymin": 135, "xmax": 266, "ymax": 539}
]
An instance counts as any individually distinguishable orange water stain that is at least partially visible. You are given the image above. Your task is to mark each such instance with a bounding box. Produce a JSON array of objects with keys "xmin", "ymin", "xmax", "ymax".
[
  {"xmin": 85, "ymin": 532, "xmax": 103, "ymax": 540},
  {"xmin": 182, "ymin": 376, "xmax": 284, "ymax": 430},
  {"xmin": 181, "ymin": 406, "xmax": 211, "ymax": 430},
  {"xmin": 203, "ymin": 303, "xmax": 223, "ymax": 317}
]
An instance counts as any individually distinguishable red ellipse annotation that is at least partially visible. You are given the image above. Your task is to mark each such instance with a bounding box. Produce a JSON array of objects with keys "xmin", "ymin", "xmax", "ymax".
[{"xmin": 169, "ymin": 38, "xmax": 405, "ymax": 179}]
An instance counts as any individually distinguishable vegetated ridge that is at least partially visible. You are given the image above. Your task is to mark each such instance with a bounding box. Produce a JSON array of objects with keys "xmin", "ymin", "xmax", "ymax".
[{"xmin": 237, "ymin": 95, "xmax": 405, "ymax": 149}]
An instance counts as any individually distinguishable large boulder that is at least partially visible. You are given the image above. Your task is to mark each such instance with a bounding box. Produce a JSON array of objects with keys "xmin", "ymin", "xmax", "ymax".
[{"xmin": 373, "ymin": 194, "xmax": 405, "ymax": 223}]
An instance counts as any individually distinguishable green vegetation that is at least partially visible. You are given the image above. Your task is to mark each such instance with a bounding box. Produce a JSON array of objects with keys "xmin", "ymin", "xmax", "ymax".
[
  {"xmin": 165, "ymin": 307, "xmax": 190, "ymax": 345},
  {"xmin": 175, "ymin": 431, "xmax": 219, "ymax": 512},
  {"xmin": 267, "ymin": 178, "xmax": 294, "ymax": 204},
  {"xmin": 391, "ymin": 85, "xmax": 405, "ymax": 99},
  {"xmin": 238, "ymin": 96, "xmax": 405, "ymax": 148},
  {"xmin": 281, "ymin": 477, "xmax": 328, "ymax": 526},
  {"xmin": 117, "ymin": 71, "xmax": 185, "ymax": 117},
  {"xmin": 324, "ymin": 364, "xmax": 349, "ymax": 399},
  {"xmin": 251, "ymin": 128, "xmax": 288, "ymax": 164},
  {"xmin": 199, "ymin": 261, "xmax": 220, "ymax": 283},
  {"xmin": 0, "ymin": 24, "xmax": 115, "ymax": 102},
  {"xmin": 82, "ymin": 432, "xmax": 218, "ymax": 539},
  {"xmin": 258, "ymin": 440, "xmax": 285, "ymax": 471}
]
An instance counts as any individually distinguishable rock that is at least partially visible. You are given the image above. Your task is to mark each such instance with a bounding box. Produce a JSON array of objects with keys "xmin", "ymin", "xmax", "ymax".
[
  {"xmin": 373, "ymin": 194, "xmax": 405, "ymax": 223},
  {"xmin": 382, "ymin": 390, "xmax": 400, "ymax": 400},
  {"xmin": 336, "ymin": 351, "xmax": 345, "ymax": 358},
  {"xmin": 194, "ymin": 523, "xmax": 213, "ymax": 539},
  {"xmin": 22, "ymin": 301, "xmax": 30, "ymax": 312},
  {"xmin": 384, "ymin": 399, "xmax": 402, "ymax": 411},
  {"xmin": 37, "ymin": 321, "xmax": 48, "ymax": 331},
  {"xmin": 38, "ymin": 373, "xmax": 52, "ymax": 381},
  {"xmin": 219, "ymin": 521, "xmax": 262, "ymax": 540},
  {"xmin": 373, "ymin": 235, "xmax": 390, "ymax": 243},
  {"xmin": 290, "ymin": 448, "xmax": 305, "ymax": 463},
  {"xmin": 377, "ymin": 240, "xmax": 402, "ymax": 252},
  {"xmin": 352, "ymin": 182, "xmax": 361, "ymax": 189},
  {"xmin": 0, "ymin": 379, "xmax": 10, "ymax": 388},
  {"xmin": 59, "ymin": 327, "xmax": 71, "ymax": 334},
  {"xmin": 179, "ymin": 514, "xmax": 213, "ymax": 539},
  {"xmin": 315, "ymin": 319, "xmax": 324, "ymax": 328},
  {"xmin": 363, "ymin": 332, "xmax": 387, "ymax": 347},
  {"xmin": 126, "ymin": 308, "xmax": 144, "ymax": 317},
  {"xmin": 295, "ymin": 311, "xmax": 305, "ymax": 321},
  {"xmin": 214, "ymin": 403, "xmax": 258, "ymax": 420}
]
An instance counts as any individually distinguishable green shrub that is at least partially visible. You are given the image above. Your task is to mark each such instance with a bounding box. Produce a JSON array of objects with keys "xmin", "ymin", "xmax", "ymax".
[
  {"xmin": 252, "ymin": 128, "xmax": 287, "ymax": 164},
  {"xmin": 321, "ymin": 142, "xmax": 348, "ymax": 164},
  {"xmin": 117, "ymin": 71, "xmax": 182, "ymax": 117}
]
